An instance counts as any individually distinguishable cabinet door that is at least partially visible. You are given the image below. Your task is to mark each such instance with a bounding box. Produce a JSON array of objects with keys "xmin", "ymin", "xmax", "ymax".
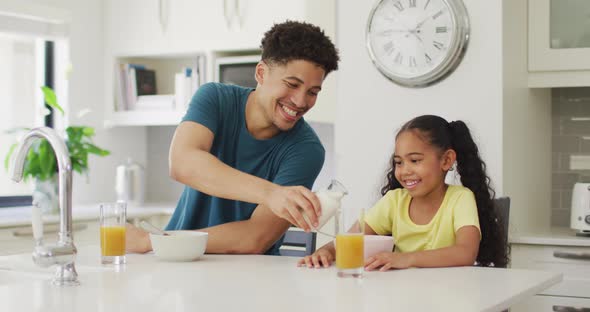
[
  {"xmin": 0, "ymin": 222, "xmax": 96, "ymax": 256},
  {"xmin": 511, "ymin": 244, "xmax": 590, "ymax": 298},
  {"xmin": 167, "ymin": 0, "xmax": 307, "ymax": 52},
  {"xmin": 511, "ymin": 295, "xmax": 590, "ymax": 312},
  {"xmin": 529, "ymin": 0, "xmax": 590, "ymax": 71},
  {"xmin": 105, "ymin": 0, "xmax": 170, "ymax": 55},
  {"xmin": 106, "ymin": 0, "xmax": 324, "ymax": 54}
]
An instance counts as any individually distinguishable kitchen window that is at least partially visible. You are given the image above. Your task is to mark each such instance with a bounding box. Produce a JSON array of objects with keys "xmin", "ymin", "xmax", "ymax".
[{"xmin": 0, "ymin": 8, "xmax": 69, "ymax": 208}]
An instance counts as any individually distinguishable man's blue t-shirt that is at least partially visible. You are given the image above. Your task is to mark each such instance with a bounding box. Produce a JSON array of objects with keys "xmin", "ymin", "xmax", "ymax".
[{"xmin": 165, "ymin": 82, "xmax": 325, "ymax": 255}]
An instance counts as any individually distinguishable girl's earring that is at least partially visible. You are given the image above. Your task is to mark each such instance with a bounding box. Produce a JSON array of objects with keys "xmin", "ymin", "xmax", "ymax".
[{"xmin": 448, "ymin": 163, "xmax": 456, "ymax": 171}]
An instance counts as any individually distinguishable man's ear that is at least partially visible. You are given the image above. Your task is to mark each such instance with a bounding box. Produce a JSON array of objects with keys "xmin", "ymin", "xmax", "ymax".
[
  {"xmin": 254, "ymin": 61, "xmax": 267, "ymax": 84},
  {"xmin": 441, "ymin": 149, "xmax": 457, "ymax": 171}
]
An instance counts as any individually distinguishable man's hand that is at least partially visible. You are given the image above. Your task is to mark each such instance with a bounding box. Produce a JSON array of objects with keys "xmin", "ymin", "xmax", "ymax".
[
  {"xmin": 298, "ymin": 247, "xmax": 335, "ymax": 268},
  {"xmin": 263, "ymin": 185, "xmax": 321, "ymax": 232},
  {"xmin": 125, "ymin": 223, "xmax": 152, "ymax": 253}
]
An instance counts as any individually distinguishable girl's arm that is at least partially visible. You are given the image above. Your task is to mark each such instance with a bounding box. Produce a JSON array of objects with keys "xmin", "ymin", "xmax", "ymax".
[
  {"xmin": 297, "ymin": 220, "xmax": 378, "ymax": 268},
  {"xmin": 364, "ymin": 225, "xmax": 480, "ymax": 270}
]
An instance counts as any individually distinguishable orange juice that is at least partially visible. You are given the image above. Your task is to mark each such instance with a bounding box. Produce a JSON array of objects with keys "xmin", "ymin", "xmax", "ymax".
[
  {"xmin": 100, "ymin": 226, "xmax": 126, "ymax": 256},
  {"xmin": 336, "ymin": 233, "xmax": 364, "ymax": 269}
]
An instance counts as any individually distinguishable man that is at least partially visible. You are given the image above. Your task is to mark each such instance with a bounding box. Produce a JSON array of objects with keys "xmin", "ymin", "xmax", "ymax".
[{"xmin": 127, "ymin": 21, "xmax": 339, "ymax": 255}]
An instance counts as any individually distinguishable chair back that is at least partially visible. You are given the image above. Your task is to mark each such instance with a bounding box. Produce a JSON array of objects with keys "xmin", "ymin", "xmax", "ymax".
[
  {"xmin": 494, "ymin": 197, "xmax": 511, "ymax": 243},
  {"xmin": 279, "ymin": 229, "xmax": 316, "ymax": 257}
]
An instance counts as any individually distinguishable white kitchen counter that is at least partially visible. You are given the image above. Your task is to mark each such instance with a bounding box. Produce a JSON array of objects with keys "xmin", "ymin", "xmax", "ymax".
[
  {"xmin": 0, "ymin": 245, "xmax": 562, "ymax": 312},
  {"xmin": 510, "ymin": 227, "xmax": 590, "ymax": 247},
  {"xmin": 0, "ymin": 202, "xmax": 175, "ymax": 228}
]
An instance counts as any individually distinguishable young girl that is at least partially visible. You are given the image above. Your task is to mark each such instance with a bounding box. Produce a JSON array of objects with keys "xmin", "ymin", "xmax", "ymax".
[{"xmin": 298, "ymin": 115, "xmax": 509, "ymax": 270}]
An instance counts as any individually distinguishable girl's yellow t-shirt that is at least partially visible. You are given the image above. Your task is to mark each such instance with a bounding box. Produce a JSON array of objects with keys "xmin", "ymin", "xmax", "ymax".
[{"xmin": 364, "ymin": 185, "xmax": 480, "ymax": 253}]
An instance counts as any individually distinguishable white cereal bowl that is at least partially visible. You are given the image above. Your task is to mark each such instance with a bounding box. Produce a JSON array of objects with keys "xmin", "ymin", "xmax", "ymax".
[
  {"xmin": 150, "ymin": 231, "xmax": 208, "ymax": 262},
  {"xmin": 364, "ymin": 235, "xmax": 395, "ymax": 261}
]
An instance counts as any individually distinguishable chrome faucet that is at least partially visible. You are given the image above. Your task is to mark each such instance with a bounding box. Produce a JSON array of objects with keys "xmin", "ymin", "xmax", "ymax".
[{"xmin": 11, "ymin": 127, "xmax": 79, "ymax": 286}]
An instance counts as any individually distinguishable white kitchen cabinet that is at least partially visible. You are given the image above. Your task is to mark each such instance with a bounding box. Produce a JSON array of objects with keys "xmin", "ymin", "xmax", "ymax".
[
  {"xmin": 528, "ymin": 0, "xmax": 590, "ymax": 87},
  {"xmin": 104, "ymin": 0, "xmax": 333, "ymax": 56},
  {"xmin": 510, "ymin": 243, "xmax": 590, "ymax": 311},
  {"xmin": 103, "ymin": 0, "xmax": 337, "ymax": 127},
  {"xmin": 0, "ymin": 222, "xmax": 97, "ymax": 256},
  {"xmin": 513, "ymin": 295, "xmax": 590, "ymax": 311},
  {"xmin": 0, "ymin": 214, "xmax": 171, "ymax": 256}
]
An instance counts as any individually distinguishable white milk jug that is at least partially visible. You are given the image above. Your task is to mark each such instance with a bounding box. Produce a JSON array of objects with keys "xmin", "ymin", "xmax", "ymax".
[{"xmin": 305, "ymin": 179, "xmax": 348, "ymax": 231}]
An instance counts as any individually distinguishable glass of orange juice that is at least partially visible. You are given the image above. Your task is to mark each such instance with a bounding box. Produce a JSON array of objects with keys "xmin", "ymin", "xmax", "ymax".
[
  {"xmin": 99, "ymin": 201, "xmax": 127, "ymax": 265},
  {"xmin": 335, "ymin": 208, "xmax": 364, "ymax": 278}
]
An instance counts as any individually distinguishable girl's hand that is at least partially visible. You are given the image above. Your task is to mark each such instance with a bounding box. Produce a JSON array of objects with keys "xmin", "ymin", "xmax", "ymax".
[
  {"xmin": 297, "ymin": 248, "xmax": 334, "ymax": 268},
  {"xmin": 364, "ymin": 252, "xmax": 413, "ymax": 271}
]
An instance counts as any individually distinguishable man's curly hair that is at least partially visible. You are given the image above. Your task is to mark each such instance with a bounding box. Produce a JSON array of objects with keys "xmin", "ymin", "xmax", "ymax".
[{"xmin": 260, "ymin": 20, "xmax": 339, "ymax": 75}]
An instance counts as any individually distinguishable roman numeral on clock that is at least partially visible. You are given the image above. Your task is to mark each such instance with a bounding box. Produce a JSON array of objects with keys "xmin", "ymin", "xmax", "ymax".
[
  {"xmin": 394, "ymin": 52, "xmax": 403, "ymax": 64},
  {"xmin": 433, "ymin": 41, "xmax": 444, "ymax": 50},
  {"xmin": 409, "ymin": 0, "xmax": 416, "ymax": 8},
  {"xmin": 424, "ymin": 53, "xmax": 432, "ymax": 63},
  {"xmin": 409, "ymin": 56, "xmax": 417, "ymax": 67},
  {"xmin": 436, "ymin": 26, "xmax": 448, "ymax": 33},
  {"xmin": 393, "ymin": 1, "xmax": 404, "ymax": 11},
  {"xmin": 383, "ymin": 41, "xmax": 395, "ymax": 55}
]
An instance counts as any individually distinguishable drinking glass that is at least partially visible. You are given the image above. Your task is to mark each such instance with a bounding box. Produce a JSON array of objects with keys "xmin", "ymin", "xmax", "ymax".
[
  {"xmin": 99, "ymin": 201, "xmax": 127, "ymax": 265},
  {"xmin": 335, "ymin": 207, "xmax": 364, "ymax": 278}
]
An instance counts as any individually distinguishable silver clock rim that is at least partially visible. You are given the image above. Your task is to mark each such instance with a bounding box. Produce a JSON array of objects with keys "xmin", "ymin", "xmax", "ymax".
[{"xmin": 365, "ymin": 0, "xmax": 470, "ymax": 88}]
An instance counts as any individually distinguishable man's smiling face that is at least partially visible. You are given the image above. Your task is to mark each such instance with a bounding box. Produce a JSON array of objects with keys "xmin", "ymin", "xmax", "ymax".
[{"xmin": 256, "ymin": 59, "xmax": 326, "ymax": 132}]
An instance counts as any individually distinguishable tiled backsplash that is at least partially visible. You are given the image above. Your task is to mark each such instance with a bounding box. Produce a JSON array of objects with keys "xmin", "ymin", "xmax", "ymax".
[{"xmin": 552, "ymin": 87, "xmax": 590, "ymax": 226}]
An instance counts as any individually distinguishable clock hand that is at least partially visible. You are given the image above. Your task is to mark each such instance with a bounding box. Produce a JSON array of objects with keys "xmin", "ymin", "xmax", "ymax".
[
  {"xmin": 413, "ymin": 9, "xmax": 446, "ymax": 30},
  {"xmin": 378, "ymin": 29, "xmax": 413, "ymax": 36},
  {"xmin": 414, "ymin": 16, "xmax": 430, "ymax": 30}
]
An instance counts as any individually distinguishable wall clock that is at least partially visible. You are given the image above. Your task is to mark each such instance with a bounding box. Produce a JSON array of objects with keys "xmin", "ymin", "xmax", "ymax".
[{"xmin": 366, "ymin": 0, "xmax": 470, "ymax": 87}]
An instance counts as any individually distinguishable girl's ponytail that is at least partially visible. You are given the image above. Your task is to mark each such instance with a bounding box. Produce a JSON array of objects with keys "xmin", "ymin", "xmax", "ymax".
[{"xmin": 449, "ymin": 120, "xmax": 509, "ymax": 267}]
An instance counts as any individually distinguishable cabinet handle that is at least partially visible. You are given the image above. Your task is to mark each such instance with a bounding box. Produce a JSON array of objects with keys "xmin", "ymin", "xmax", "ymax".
[
  {"xmin": 553, "ymin": 305, "xmax": 590, "ymax": 312},
  {"xmin": 235, "ymin": 0, "xmax": 242, "ymax": 30},
  {"xmin": 223, "ymin": 0, "xmax": 231, "ymax": 28},
  {"xmin": 158, "ymin": 0, "xmax": 168, "ymax": 31},
  {"xmin": 553, "ymin": 251, "xmax": 590, "ymax": 261},
  {"xmin": 12, "ymin": 223, "xmax": 88, "ymax": 237}
]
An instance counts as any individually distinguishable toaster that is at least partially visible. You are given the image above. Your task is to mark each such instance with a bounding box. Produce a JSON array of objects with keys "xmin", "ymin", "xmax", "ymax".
[{"xmin": 571, "ymin": 183, "xmax": 590, "ymax": 236}]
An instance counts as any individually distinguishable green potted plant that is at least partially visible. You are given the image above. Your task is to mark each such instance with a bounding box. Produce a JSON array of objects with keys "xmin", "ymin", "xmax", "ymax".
[{"xmin": 4, "ymin": 86, "xmax": 110, "ymax": 213}]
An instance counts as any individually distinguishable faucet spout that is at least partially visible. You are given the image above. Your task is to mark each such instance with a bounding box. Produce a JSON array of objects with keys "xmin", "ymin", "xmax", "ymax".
[{"xmin": 10, "ymin": 126, "xmax": 79, "ymax": 286}]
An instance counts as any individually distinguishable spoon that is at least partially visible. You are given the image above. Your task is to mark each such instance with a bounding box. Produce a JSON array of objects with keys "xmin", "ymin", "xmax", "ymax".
[{"xmin": 140, "ymin": 220, "xmax": 169, "ymax": 236}]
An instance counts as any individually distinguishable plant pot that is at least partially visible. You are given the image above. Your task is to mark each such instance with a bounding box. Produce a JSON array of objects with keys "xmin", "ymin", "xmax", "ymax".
[{"xmin": 32, "ymin": 176, "xmax": 59, "ymax": 214}]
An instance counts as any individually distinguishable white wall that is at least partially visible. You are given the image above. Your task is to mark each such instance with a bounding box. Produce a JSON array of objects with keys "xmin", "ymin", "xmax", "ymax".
[{"xmin": 335, "ymin": 1, "xmax": 503, "ymax": 225}]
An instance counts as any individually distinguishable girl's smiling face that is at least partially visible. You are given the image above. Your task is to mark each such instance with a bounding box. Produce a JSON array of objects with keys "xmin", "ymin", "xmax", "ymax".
[{"xmin": 393, "ymin": 130, "xmax": 455, "ymax": 198}]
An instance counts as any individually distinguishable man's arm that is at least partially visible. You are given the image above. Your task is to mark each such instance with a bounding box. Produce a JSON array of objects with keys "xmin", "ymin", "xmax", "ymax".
[
  {"xmin": 127, "ymin": 203, "xmax": 290, "ymax": 254},
  {"xmin": 169, "ymin": 121, "xmax": 320, "ymax": 230},
  {"xmin": 199, "ymin": 203, "xmax": 291, "ymax": 254}
]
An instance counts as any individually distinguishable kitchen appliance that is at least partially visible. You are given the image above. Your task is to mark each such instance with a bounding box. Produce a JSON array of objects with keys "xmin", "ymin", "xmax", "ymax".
[
  {"xmin": 214, "ymin": 55, "xmax": 259, "ymax": 88},
  {"xmin": 570, "ymin": 182, "xmax": 590, "ymax": 236},
  {"xmin": 115, "ymin": 158, "xmax": 145, "ymax": 206}
]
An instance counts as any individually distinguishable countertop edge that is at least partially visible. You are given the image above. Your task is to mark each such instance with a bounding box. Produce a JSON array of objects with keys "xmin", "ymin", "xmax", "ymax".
[
  {"xmin": 509, "ymin": 226, "xmax": 590, "ymax": 247},
  {"xmin": 0, "ymin": 202, "xmax": 175, "ymax": 229}
]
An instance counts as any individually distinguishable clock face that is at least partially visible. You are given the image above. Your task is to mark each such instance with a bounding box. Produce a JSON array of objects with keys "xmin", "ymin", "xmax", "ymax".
[{"xmin": 366, "ymin": 0, "xmax": 469, "ymax": 87}]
